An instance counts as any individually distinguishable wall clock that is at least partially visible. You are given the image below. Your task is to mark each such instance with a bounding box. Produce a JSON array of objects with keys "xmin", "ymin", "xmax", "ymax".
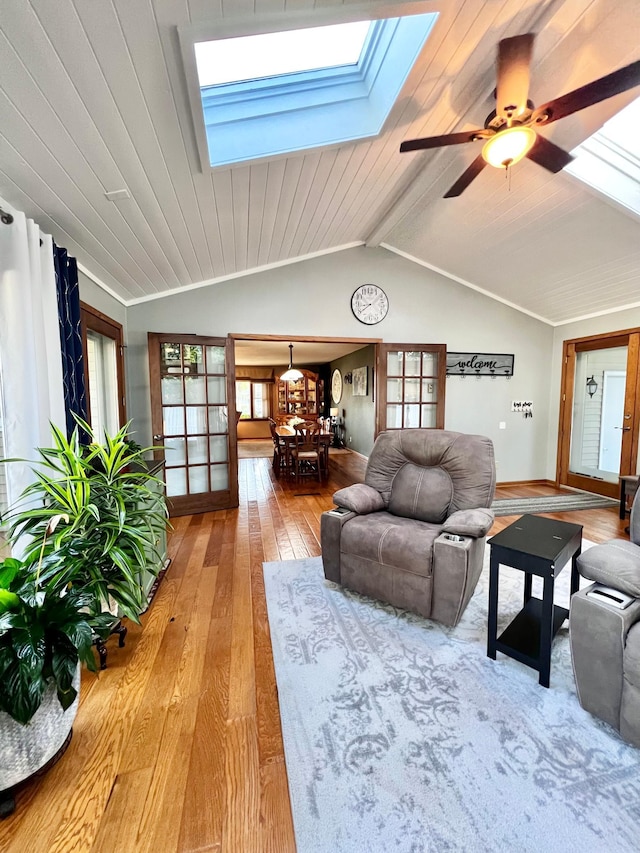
[
  {"xmin": 331, "ymin": 368, "xmax": 343, "ymax": 404},
  {"xmin": 351, "ymin": 284, "xmax": 389, "ymax": 325}
]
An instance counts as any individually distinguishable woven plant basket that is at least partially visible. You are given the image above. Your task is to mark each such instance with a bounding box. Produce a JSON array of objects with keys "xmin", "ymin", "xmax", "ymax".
[{"xmin": 0, "ymin": 666, "xmax": 80, "ymax": 794}]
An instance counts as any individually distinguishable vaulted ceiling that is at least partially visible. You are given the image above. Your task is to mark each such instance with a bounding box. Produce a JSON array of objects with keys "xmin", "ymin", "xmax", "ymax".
[{"xmin": 1, "ymin": 0, "xmax": 638, "ymax": 325}]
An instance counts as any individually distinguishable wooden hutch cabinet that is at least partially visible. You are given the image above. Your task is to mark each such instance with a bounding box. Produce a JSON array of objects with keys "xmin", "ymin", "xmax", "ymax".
[{"xmin": 277, "ymin": 369, "xmax": 324, "ymax": 417}]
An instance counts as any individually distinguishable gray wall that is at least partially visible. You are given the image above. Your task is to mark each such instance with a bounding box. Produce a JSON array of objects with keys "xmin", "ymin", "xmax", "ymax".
[
  {"xmin": 78, "ymin": 270, "xmax": 127, "ymax": 327},
  {"xmin": 124, "ymin": 246, "xmax": 554, "ymax": 482},
  {"xmin": 78, "ymin": 269, "xmax": 134, "ymax": 425},
  {"xmin": 330, "ymin": 345, "xmax": 376, "ymax": 456}
]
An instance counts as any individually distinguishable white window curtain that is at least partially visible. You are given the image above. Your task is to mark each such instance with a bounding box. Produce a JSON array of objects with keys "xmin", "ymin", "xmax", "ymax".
[{"xmin": 0, "ymin": 196, "xmax": 65, "ymax": 510}]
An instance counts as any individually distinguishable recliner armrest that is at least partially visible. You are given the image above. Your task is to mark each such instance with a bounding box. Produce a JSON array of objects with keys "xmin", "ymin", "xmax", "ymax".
[
  {"xmin": 332, "ymin": 484, "xmax": 385, "ymax": 515},
  {"xmin": 570, "ymin": 586, "xmax": 640, "ymax": 731},
  {"xmin": 577, "ymin": 540, "xmax": 640, "ymax": 598},
  {"xmin": 442, "ymin": 508, "xmax": 494, "ymax": 538},
  {"xmin": 321, "ymin": 508, "xmax": 356, "ymax": 584}
]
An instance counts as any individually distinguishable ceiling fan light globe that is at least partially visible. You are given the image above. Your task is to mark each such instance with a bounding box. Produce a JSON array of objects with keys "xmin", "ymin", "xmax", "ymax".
[{"xmin": 482, "ymin": 126, "xmax": 536, "ymax": 168}]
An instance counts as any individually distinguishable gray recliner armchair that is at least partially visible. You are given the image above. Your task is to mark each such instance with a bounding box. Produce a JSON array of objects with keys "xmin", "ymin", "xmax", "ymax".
[
  {"xmin": 570, "ymin": 492, "xmax": 640, "ymax": 747},
  {"xmin": 320, "ymin": 429, "xmax": 496, "ymax": 627}
]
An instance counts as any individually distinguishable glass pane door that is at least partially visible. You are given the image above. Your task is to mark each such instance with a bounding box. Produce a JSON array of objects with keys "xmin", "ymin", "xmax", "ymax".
[
  {"xmin": 149, "ymin": 334, "xmax": 238, "ymax": 516},
  {"xmin": 570, "ymin": 346, "xmax": 628, "ymax": 484},
  {"xmin": 86, "ymin": 329, "xmax": 120, "ymax": 437},
  {"xmin": 81, "ymin": 304, "xmax": 126, "ymax": 433},
  {"xmin": 377, "ymin": 344, "xmax": 446, "ymax": 435}
]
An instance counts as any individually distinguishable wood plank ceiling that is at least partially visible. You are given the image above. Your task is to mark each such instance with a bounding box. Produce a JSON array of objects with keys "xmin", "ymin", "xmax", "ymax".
[{"xmin": 0, "ymin": 0, "xmax": 638, "ymax": 324}]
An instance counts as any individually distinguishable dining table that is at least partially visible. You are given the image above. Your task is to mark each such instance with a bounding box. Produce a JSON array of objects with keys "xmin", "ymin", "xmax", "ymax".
[{"xmin": 275, "ymin": 423, "xmax": 334, "ymax": 477}]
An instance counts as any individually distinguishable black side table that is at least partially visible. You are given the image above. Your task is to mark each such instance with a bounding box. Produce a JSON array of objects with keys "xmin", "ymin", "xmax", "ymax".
[
  {"xmin": 619, "ymin": 475, "xmax": 639, "ymax": 520},
  {"xmin": 487, "ymin": 514, "xmax": 583, "ymax": 687}
]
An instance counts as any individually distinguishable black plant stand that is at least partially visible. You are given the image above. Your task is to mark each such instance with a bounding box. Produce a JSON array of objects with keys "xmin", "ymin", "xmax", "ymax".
[{"xmin": 94, "ymin": 620, "xmax": 128, "ymax": 670}]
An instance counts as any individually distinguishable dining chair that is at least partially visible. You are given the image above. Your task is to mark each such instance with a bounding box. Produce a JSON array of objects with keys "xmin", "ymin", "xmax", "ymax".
[
  {"xmin": 291, "ymin": 423, "xmax": 323, "ymax": 483},
  {"xmin": 268, "ymin": 418, "xmax": 287, "ymax": 476}
]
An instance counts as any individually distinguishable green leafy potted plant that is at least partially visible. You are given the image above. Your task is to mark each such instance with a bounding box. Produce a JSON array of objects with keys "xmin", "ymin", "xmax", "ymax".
[
  {"xmin": 0, "ymin": 520, "xmax": 113, "ymax": 815},
  {"xmin": 0, "ymin": 553, "xmax": 111, "ymax": 722},
  {"xmin": 5, "ymin": 418, "xmax": 168, "ymax": 621},
  {"xmin": 0, "ymin": 418, "xmax": 168, "ymax": 815}
]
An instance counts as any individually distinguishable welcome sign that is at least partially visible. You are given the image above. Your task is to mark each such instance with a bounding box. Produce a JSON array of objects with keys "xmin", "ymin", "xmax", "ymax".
[{"xmin": 446, "ymin": 352, "xmax": 515, "ymax": 376}]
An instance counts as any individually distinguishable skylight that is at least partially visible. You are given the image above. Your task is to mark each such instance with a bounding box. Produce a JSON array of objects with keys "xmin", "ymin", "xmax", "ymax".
[
  {"xmin": 195, "ymin": 21, "xmax": 371, "ymax": 87},
  {"xmin": 182, "ymin": 12, "xmax": 438, "ymax": 170},
  {"xmin": 565, "ymin": 95, "xmax": 640, "ymax": 219}
]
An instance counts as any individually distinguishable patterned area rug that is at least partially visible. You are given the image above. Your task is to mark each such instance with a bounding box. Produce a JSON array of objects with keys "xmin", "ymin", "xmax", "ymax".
[
  {"xmin": 492, "ymin": 492, "xmax": 618, "ymax": 515},
  {"xmin": 263, "ymin": 548, "xmax": 640, "ymax": 853}
]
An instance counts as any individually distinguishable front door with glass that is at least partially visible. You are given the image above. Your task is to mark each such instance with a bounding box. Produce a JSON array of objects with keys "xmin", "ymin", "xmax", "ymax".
[{"xmin": 559, "ymin": 332, "xmax": 640, "ymax": 498}]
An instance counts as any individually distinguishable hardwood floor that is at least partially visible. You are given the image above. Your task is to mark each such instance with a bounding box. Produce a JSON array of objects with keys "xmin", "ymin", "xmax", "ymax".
[{"xmin": 1, "ymin": 454, "xmax": 629, "ymax": 852}]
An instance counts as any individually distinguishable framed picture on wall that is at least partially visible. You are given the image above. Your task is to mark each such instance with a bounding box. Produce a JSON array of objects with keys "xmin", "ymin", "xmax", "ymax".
[{"xmin": 352, "ymin": 366, "xmax": 368, "ymax": 397}]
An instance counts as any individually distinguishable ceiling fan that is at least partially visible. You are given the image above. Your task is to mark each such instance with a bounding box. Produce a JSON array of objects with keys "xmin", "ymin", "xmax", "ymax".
[{"xmin": 399, "ymin": 33, "xmax": 640, "ymax": 197}]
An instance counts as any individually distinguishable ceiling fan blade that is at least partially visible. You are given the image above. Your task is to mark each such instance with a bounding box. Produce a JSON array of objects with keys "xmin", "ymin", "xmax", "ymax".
[
  {"xmin": 443, "ymin": 154, "xmax": 487, "ymax": 198},
  {"xmin": 526, "ymin": 134, "xmax": 574, "ymax": 173},
  {"xmin": 534, "ymin": 59, "xmax": 640, "ymax": 124},
  {"xmin": 399, "ymin": 130, "xmax": 486, "ymax": 153},
  {"xmin": 496, "ymin": 33, "xmax": 535, "ymax": 119}
]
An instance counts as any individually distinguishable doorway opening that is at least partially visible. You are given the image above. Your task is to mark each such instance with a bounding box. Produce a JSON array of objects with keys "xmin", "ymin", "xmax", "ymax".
[
  {"xmin": 231, "ymin": 333, "xmax": 380, "ymax": 454},
  {"xmin": 557, "ymin": 330, "xmax": 640, "ymax": 498}
]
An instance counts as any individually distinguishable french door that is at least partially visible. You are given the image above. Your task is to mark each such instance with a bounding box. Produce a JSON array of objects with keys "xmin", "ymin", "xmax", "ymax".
[
  {"xmin": 375, "ymin": 344, "xmax": 446, "ymax": 436},
  {"xmin": 148, "ymin": 333, "xmax": 238, "ymax": 516},
  {"xmin": 557, "ymin": 331, "xmax": 640, "ymax": 498}
]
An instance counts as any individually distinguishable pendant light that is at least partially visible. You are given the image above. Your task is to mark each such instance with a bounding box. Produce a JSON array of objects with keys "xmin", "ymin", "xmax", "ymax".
[{"xmin": 280, "ymin": 343, "xmax": 303, "ymax": 382}]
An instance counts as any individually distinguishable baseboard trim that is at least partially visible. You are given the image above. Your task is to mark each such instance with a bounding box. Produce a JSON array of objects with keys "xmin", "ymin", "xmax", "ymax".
[
  {"xmin": 496, "ymin": 479, "xmax": 558, "ymax": 489},
  {"xmin": 348, "ymin": 449, "xmax": 369, "ymax": 461}
]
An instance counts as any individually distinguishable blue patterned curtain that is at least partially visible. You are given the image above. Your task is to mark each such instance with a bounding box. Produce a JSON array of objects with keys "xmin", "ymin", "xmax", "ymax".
[{"xmin": 54, "ymin": 245, "xmax": 87, "ymax": 439}]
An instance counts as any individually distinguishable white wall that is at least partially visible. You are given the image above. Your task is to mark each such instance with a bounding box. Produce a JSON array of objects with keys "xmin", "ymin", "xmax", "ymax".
[{"xmin": 125, "ymin": 246, "xmax": 554, "ymax": 482}]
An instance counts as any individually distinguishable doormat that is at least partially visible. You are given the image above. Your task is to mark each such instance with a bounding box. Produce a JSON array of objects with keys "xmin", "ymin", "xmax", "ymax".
[{"xmin": 492, "ymin": 493, "xmax": 618, "ymax": 516}]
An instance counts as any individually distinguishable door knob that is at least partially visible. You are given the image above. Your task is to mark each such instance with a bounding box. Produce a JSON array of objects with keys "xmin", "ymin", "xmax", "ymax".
[{"xmin": 153, "ymin": 434, "xmax": 163, "ymax": 441}]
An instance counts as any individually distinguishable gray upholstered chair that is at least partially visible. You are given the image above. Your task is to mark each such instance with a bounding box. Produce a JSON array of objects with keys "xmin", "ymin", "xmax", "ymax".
[
  {"xmin": 570, "ymin": 492, "xmax": 640, "ymax": 746},
  {"xmin": 320, "ymin": 429, "xmax": 496, "ymax": 627}
]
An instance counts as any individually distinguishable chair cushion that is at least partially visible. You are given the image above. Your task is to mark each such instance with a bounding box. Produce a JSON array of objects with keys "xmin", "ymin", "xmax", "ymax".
[
  {"xmin": 364, "ymin": 429, "xmax": 495, "ymax": 512},
  {"xmin": 388, "ymin": 462, "xmax": 453, "ymax": 523},
  {"xmin": 340, "ymin": 511, "xmax": 441, "ymax": 576},
  {"xmin": 577, "ymin": 540, "xmax": 640, "ymax": 597}
]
